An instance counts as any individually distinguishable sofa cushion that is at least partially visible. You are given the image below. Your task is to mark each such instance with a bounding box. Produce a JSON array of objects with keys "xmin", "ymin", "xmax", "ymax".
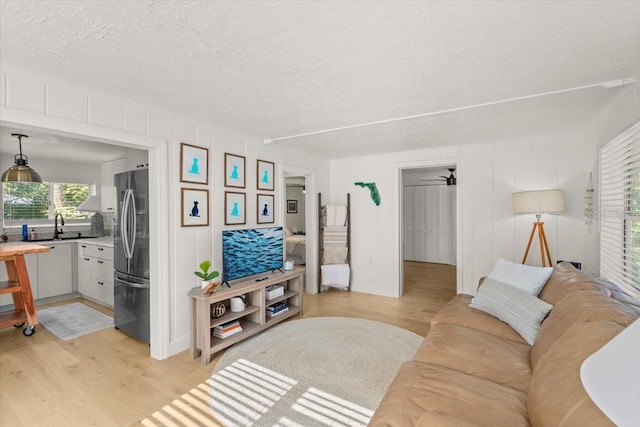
[
  {"xmin": 538, "ymin": 262, "xmax": 609, "ymax": 305},
  {"xmin": 531, "ymin": 289, "xmax": 639, "ymax": 368},
  {"xmin": 413, "ymin": 322, "xmax": 532, "ymax": 392},
  {"xmin": 487, "ymin": 258, "xmax": 553, "ymax": 295},
  {"xmin": 369, "ymin": 362, "xmax": 529, "ymax": 427},
  {"xmin": 469, "ymin": 278, "xmax": 553, "ymax": 345},
  {"xmin": 431, "ymin": 294, "xmax": 527, "ymax": 344},
  {"xmin": 528, "ymin": 321, "xmax": 621, "ymax": 427}
]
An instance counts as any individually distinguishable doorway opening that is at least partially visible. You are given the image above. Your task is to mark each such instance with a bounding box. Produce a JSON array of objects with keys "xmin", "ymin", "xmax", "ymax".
[
  {"xmin": 282, "ymin": 167, "xmax": 317, "ymax": 294},
  {"xmin": 400, "ymin": 165, "xmax": 457, "ymax": 302}
]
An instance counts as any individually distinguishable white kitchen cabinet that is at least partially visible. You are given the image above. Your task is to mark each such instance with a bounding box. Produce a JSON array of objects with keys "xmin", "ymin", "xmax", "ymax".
[
  {"xmin": 37, "ymin": 243, "xmax": 73, "ymax": 299},
  {"xmin": 78, "ymin": 243, "xmax": 114, "ymax": 308},
  {"xmin": 101, "ymin": 157, "xmax": 126, "ymax": 212},
  {"xmin": 0, "ymin": 253, "xmax": 38, "ymax": 306}
]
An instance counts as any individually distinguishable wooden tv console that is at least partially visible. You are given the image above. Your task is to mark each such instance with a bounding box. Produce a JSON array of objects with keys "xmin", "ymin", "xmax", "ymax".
[{"xmin": 189, "ymin": 268, "xmax": 304, "ymax": 365}]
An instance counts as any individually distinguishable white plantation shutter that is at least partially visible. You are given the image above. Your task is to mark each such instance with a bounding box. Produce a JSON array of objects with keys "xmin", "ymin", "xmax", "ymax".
[{"xmin": 600, "ymin": 120, "xmax": 640, "ymax": 295}]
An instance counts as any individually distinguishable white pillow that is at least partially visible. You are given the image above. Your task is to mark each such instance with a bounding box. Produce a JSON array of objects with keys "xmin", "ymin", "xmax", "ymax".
[
  {"xmin": 285, "ymin": 227, "xmax": 292, "ymax": 236},
  {"xmin": 487, "ymin": 258, "xmax": 553, "ymax": 296},
  {"xmin": 470, "ymin": 278, "xmax": 553, "ymax": 345}
]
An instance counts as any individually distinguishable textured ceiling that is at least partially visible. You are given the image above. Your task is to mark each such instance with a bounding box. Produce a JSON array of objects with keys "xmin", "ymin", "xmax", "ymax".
[{"xmin": 1, "ymin": 1, "xmax": 639, "ymax": 160}]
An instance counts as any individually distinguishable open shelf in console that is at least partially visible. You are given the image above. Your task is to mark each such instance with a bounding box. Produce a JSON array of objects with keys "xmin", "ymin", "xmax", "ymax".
[{"xmin": 189, "ymin": 268, "xmax": 305, "ymax": 365}]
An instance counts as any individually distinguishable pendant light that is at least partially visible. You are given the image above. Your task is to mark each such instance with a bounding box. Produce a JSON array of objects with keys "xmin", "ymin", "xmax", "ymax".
[{"xmin": 1, "ymin": 134, "xmax": 43, "ymax": 183}]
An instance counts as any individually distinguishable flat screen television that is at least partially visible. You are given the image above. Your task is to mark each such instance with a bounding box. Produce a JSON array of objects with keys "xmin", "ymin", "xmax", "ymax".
[{"xmin": 222, "ymin": 226, "xmax": 284, "ymax": 284}]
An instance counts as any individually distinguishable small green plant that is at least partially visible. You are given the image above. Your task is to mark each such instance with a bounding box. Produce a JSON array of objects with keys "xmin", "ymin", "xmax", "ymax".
[{"xmin": 194, "ymin": 260, "xmax": 220, "ymax": 282}]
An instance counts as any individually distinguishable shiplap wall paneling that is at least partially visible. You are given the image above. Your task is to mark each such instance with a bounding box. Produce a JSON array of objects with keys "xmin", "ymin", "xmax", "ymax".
[
  {"xmin": 471, "ymin": 144, "xmax": 495, "ymax": 285},
  {"xmin": 491, "ymin": 141, "xmax": 517, "ymax": 262}
]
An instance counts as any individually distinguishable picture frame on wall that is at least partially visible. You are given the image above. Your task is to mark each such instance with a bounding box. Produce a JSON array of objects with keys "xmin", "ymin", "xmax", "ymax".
[
  {"xmin": 287, "ymin": 199, "xmax": 298, "ymax": 213},
  {"xmin": 181, "ymin": 188, "xmax": 209, "ymax": 227},
  {"xmin": 257, "ymin": 159, "xmax": 275, "ymax": 191},
  {"xmin": 257, "ymin": 194, "xmax": 275, "ymax": 224},
  {"xmin": 180, "ymin": 143, "xmax": 209, "ymax": 185},
  {"xmin": 225, "ymin": 191, "xmax": 246, "ymax": 225},
  {"xmin": 224, "ymin": 153, "xmax": 246, "ymax": 188}
]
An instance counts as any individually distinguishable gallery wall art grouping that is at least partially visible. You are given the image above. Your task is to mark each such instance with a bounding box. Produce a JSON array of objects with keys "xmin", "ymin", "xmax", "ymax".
[{"xmin": 179, "ymin": 142, "xmax": 275, "ymax": 227}]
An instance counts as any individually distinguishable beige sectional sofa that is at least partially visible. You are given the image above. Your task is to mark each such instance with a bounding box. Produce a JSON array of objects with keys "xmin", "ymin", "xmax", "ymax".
[{"xmin": 369, "ymin": 262, "xmax": 640, "ymax": 426}]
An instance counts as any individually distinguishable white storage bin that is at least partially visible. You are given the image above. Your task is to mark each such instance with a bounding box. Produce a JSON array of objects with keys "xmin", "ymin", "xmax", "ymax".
[{"xmin": 265, "ymin": 285, "xmax": 284, "ymax": 300}]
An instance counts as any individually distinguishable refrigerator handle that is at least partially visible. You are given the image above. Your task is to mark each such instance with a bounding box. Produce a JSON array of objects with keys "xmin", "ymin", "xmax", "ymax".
[
  {"xmin": 121, "ymin": 189, "xmax": 133, "ymax": 260},
  {"xmin": 130, "ymin": 187, "xmax": 137, "ymax": 256},
  {"xmin": 115, "ymin": 276, "xmax": 150, "ymax": 289}
]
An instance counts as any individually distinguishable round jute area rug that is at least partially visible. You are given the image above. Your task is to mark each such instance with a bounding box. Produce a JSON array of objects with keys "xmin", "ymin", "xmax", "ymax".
[{"xmin": 209, "ymin": 316, "xmax": 422, "ymax": 427}]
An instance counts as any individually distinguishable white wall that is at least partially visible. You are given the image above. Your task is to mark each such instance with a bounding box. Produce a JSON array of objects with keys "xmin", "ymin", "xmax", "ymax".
[
  {"xmin": 285, "ymin": 186, "xmax": 306, "ymax": 233},
  {"xmin": 330, "ymin": 133, "xmax": 595, "ymax": 297},
  {"xmin": 0, "ymin": 65, "xmax": 330, "ymax": 358}
]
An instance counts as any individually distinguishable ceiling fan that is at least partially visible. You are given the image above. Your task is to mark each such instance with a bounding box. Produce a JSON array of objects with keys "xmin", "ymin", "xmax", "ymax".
[{"xmin": 421, "ymin": 168, "xmax": 457, "ymax": 186}]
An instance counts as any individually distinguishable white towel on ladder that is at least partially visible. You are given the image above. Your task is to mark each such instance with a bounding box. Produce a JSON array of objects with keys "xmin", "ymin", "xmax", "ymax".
[
  {"xmin": 321, "ymin": 264, "xmax": 350, "ymax": 288},
  {"xmin": 324, "ymin": 205, "xmax": 347, "ymax": 226}
]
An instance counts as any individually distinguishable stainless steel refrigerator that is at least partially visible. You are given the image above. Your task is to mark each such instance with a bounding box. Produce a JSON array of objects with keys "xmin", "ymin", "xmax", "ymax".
[{"xmin": 114, "ymin": 168, "xmax": 150, "ymax": 343}]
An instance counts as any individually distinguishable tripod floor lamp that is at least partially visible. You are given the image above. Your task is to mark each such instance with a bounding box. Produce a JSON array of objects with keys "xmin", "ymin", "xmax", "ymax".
[{"xmin": 512, "ymin": 189, "xmax": 565, "ymax": 267}]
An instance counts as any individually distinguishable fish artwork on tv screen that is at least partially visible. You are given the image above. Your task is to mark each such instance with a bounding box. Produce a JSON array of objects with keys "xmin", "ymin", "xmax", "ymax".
[{"xmin": 222, "ymin": 226, "xmax": 284, "ymax": 283}]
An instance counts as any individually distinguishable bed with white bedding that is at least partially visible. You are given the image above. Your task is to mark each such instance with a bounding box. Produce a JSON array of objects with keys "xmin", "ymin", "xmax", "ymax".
[{"xmin": 285, "ymin": 234, "xmax": 306, "ymax": 264}]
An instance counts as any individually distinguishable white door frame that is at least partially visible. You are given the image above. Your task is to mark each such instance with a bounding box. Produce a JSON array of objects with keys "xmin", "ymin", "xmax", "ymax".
[
  {"xmin": 1, "ymin": 106, "xmax": 171, "ymax": 359},
  {"xmin": 398, "ymin": 157, "xmax": 462, "ymax": 297},
  {"xmin": 280, "ymin": 164, "xmax": 318, "ymax": 294}
]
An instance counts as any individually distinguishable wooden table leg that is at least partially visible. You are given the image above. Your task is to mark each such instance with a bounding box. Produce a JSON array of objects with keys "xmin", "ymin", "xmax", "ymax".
[
  {"xmin": 190, "ymin": 297, "xmax": 201, "ymax": 360},
  {"xmin": 196, "ymin": 299, "xmax": 211, "ymax": 365},
  {"xmin": 9, "ymin": 255, "xmax": 38, "ymax": 326}
]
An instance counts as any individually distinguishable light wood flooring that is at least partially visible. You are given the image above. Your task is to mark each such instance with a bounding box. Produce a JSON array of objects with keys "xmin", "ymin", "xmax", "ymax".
[{"xmin": 0, "ymin": 262, "xmax": 455, "ymax": 426}]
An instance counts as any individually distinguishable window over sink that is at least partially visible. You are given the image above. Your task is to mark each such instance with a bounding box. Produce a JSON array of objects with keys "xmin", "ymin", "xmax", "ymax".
[{"xmin": 2, "ymin": 181, "xmax": 91, "ymax": 225}]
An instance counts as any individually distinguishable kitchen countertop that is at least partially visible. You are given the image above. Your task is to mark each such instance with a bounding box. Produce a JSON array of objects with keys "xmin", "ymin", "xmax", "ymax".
[
  {"xmin": 0, "ymin": 236, "xmax": 114, "ymax": 248},
  {"xmin": 77, "ymin": 236, "xmax": 114, "ymax": 247}
]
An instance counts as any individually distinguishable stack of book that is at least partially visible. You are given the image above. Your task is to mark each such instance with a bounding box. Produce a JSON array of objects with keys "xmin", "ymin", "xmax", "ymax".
[
  {"xmin": 266, "ymin": 302, "xmax": 289, "ymax": 317},
  {"xmin": 213, "ymin": 320, "xmax": 243, "ymax": 339}
]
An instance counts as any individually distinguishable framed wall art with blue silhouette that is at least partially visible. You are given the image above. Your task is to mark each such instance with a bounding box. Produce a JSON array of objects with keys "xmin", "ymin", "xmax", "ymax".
[
  {"xmin": 257, "ymin": 193, "xmax": 274, "ymax": 224},
  {"xmin": 181, "ymin": 188, "xmax": 209, "ymax": 227},
  {"xmin": 225, "ymin": 191, "xmax": 246, "ymax": 225},
  {"xmin": 257, "ymin": 159, "xmax": 275, "ymax": 191},
  {"xmin": 180, "ymin": 143, "xmax": 209, "ymax": 185},
  {"xmin": 224, "ymin": 153, "xmax": 246, "ymax": 188}
]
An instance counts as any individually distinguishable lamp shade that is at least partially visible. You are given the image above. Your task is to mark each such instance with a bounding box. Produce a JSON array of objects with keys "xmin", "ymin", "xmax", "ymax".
[
  {"xmin": 1, "ymin": 164, "xmax": 42, "ymax": 182},
  {"xmin": 580, "ymin": 319, "xmax": 640, "ymax": 425},
  {"xmin": 512, "ymin": 190, "xmax": 564, "ymax": 215},
  {"xmin": 77, "ymin": 195, "xmax": 102, "ymax": 212}
]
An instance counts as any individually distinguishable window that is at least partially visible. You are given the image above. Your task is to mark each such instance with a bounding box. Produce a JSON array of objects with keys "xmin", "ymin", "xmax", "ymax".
[
  {"xmin": 3, "ymin": 182, "xmax": 91, "ymax": 223},
  {"xmin": 600, "ymin": 120, "xmax": 640, "ymax": 295}
]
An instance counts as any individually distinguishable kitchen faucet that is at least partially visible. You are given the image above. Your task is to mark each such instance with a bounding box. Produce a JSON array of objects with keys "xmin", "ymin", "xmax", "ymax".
[{"xmin": 53, "ymin": 213, "xmax": 65, "ymax": 239}]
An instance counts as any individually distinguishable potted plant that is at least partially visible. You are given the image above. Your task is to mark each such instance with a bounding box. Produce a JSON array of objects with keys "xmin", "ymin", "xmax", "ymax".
[{"xmin": 194, "ymin": 260, "xmax": 220, "ymax": 295}]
